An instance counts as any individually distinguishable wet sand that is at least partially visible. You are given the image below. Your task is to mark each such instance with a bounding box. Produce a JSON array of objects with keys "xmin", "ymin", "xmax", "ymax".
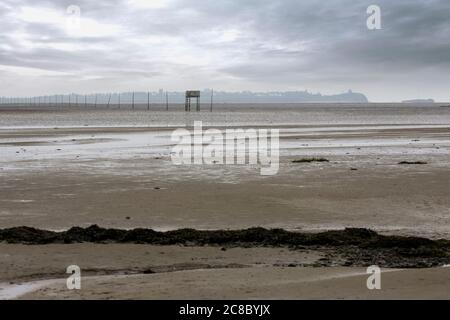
[
  {"xmin": 19, "ymin": 267, "xmax": 450, "ymax": 300},
  {"xmin": 1, "ymin": 244, "xmax": 450, "ymax": 300},
  {"xmin": 1, "ymin": 146, "xmax": 449, "ymax": 237}
]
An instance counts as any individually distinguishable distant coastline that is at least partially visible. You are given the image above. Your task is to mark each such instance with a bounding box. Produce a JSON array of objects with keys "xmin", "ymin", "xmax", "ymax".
[
  {"xmin": 0, "ymin": 89, "xmax": 369, "ymax": 105},
  {"xmin": 196, "ymin": 89, "xmax": 369, "ymax": 103}
]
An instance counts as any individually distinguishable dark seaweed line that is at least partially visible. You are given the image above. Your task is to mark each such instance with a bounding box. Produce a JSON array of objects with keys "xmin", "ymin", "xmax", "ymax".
[
  {"xmin": 2, "ymin": 225, "xmax": 450, "ymax": 268},
  {"xmin": 0, "ymin": 224, "xmax": 447, "ymax": 248}
]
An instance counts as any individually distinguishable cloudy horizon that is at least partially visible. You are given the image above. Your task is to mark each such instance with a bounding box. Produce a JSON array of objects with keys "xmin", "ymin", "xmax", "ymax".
[{"xmin": 1, "ymin": 0, "xmax": 450, "ymax": 102}]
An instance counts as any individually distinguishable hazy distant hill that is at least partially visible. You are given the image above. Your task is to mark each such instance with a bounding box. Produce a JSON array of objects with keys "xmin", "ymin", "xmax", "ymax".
[
  {"xmin": 10, "ymin": 90, "xmax": 369, "ymax": 105},
  {"xmin": 199, "ymin": 89, "xmax": 369, "ymax": 103},
  {"xmin": 73, "ymin": 89, "xmax": 369, "ymax": 104}
]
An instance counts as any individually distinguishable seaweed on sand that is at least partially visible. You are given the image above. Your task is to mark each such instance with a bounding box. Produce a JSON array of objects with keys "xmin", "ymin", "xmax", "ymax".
[
  {"xmin": 292, "ymin": 158, "xmax": 329, "ymax": 163},
  {"xmin": 1, "ymin": 225, "xmax": 449, "ymax": 268},
  {"xmin": 398, "ymin": 161, "xmax": 428, "ymax": 165}
]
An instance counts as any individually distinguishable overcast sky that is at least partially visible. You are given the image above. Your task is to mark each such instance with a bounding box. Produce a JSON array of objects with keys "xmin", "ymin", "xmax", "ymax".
[{"xmin": 1, "ymin": 0, "xmax": 449, "ymax": 102}]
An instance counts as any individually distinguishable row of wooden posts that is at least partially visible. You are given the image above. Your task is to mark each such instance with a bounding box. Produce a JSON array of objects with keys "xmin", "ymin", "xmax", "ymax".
[{"xmin": 0, "ymin": 91, "xmax": 214, "ymax": 111}]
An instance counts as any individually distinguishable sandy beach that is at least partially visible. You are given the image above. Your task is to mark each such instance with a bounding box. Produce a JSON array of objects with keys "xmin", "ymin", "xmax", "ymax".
[
  {"xmin": 2, "ymin": 0, "xmax": 450, "ymax": 305},
  {"xmin": 1, "ymin": 105, "xmax": 450, "ymax": 299},
  {"xmin": 2, "ymin": 243, "xmax": 450, "ymax": 300}
]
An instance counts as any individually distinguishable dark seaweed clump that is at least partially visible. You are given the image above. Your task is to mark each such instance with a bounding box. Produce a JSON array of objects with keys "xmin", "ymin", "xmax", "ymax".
[
  {"xmin": 292, "ymin": 158, "xmax": 329, "ymax": 163},
  {"xmin": 1, "ymin": 225, "xmax": 449, "ymax": 268},
  {"xmin": 398, "ymin": 161, "xmax": 428, "ymax": 165}
]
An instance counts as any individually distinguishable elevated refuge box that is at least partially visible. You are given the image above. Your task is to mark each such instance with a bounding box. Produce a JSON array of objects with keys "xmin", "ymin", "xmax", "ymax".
[
  {"xmin": 186, "ymin": 91, "xmax": 200, "ymax": 98},
  {"xmin": 185, "ymin": 90, "xmax": 201, "ymax": 111}
]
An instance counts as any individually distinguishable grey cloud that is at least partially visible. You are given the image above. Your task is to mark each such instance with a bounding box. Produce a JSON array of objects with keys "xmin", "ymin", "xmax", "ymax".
[{"xmin": 0, "ymin": 0, "xmax": 449, "ymax": 101}]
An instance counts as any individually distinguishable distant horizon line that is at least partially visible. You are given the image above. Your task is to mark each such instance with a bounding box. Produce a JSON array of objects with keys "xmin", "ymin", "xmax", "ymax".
[
  {"xmin": 0, "ymin": 90, "xmax": 444, "ymax": 104},
  {"xmin": 0, "ymin": 88, "xmax": 361, "ymax": 96}
]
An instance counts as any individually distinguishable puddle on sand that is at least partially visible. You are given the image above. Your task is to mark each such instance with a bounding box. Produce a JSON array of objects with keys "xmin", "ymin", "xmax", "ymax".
[{"xmin": 0, "ymin": 279, "xmax": 64, "ymax": 300}]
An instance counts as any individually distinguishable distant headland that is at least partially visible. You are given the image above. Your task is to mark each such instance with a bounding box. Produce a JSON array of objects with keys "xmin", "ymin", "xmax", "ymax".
[
  {"xmin": 106, "ymin": 89, "xmax": 368, "ymax": 104},
  {"xmin": 0, "ymin": 89, "xmax": 370, "ymax": 105},
  {"xmin": 196, "ymin": 89, "xmax": 369, "ymax": 103}
]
